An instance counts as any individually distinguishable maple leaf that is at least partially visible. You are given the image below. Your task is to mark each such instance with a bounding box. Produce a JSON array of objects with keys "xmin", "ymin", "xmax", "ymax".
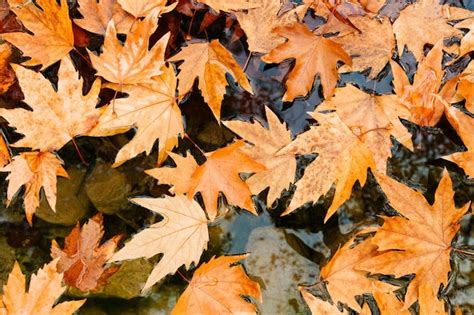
[
  {"xmin": 456, "ymin": 18, "xmax": 474, "ymax": 57},
  {"xmin": 319, "ymin": 238, "xmax": 394, "ymax": 311},
  {"xmin": 224, "ymin": 107, "xmax": 296, "ymax": 205},
  {"xmin": 277, "ymin": 112, "xmax": 374, "ymax": 221},
  {"xmin": 171, "ymin": 255, "xmax": 262, "ymax": 314},
  {"xmin": 74, "ymin": 0, "xmax": 134, "ymax": 35},
  {"xmin": 51, "ymin": 213, "xmax": 122, "ymax": 291},
  {"xmin": 0, "ymin": 57, "xmax": 101, "ymax": 152},
  {"xmin": 88, "ymin": 66, "xmax": 183, "ymax": 167},
  {"xmin": 262, "ymin": 22, "xmax": 351, "ymax": 101},
  {"xmin": 0, "ymin": 260, "xmax": 86, "ymax": 315},
  {"xmin": 110, "ymin": 195, "xmax": 209, "ymax": 291},
  {"xmin": 89, "ymin": 13, "xmax": 169, "ymax": 85},
  {"xmin": 118, "ymin": 0, "xmax": 177, "ymax": 18},
  {"xmin": 318, "ymin": 84, "xmax": 413, "ymax": 172},
  {"xmin": 332, "ymin": 15, "xmax": 395, "ymax": 79},
  {"xmin": 359, "ymin": 291, "xmax": 410, "ymax": 315},
  {"xmin": 443, "ymin": 105, "xmax": 474, "ymax": 179},
  {"xmin": 418, "ymin": 284, "xmax": 447, "ymax": 315},
  {"xmin": 0, "ymin": 42, "xmax": 14, "ymax": 94},
  {"xmin": 197, "ymin": 0, "xmax": 260, "ymax": 13},
  {"xmin": 0, "ymin": 132, "xmax": 10, "ymax": 168},
  {"xmin": 453, "ymin": 60, "xmax": 473, "ymax": 113},
  {"xmin": 1, "ymin": 151, "xmax": 68, "ymax": 225},
  {"xmin": 358, "ymin": 171, "xmax": 471, "ymax": 308},
  {"xmin": 169, "ymin": 40, "xmax": 253, "ymax": 121},
  {"xmin": 300, "ymin": 288, "xmax": 342, "ymax": 315},
  {"xmin": 392, "ymin": 0, "xmax": 473, "ymax": 61},
  {"xmin": 2, "ymin": 0, "xmax": 74, "ymax": 69},
  {"xmin": 391, "ymin": 42, "xmax": 456, "ymax": 126},
  {"xmin": 234, "ymin": 0, "xmax": 307, "ymax": 53}
]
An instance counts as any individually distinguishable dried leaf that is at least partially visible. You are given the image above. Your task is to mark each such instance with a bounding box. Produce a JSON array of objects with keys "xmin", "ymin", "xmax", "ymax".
[
  {"xmin": 453, "ymin": 61, "xmax": 473, "ymax": 112},
  {"xmin": 443, "ymin": 105, "xmax": 474, "ymax": 178},
  {"xmin": 2, "ymin": 0, "xmax": 74, "ymax": 69},
  {"xmin": 0, "ymin": 261, "xmax": 85, "ymax": 315},
  {"xmin": 371, "ymin": 291, "xmax": 410, "ymax": 315},
  {"xmin": 318, "ymin": 84, "xmax": 412, "ymax": 172},
  {"xmin": 224, "ymin": 107, "xmax": 296, "ymax": 205},
  {"xmin": 418, "ymin": 284, "xmax": 447, "ymax": 315},
  {"xmin": 234, "ymin": 0, "xmax": 307, "ymax": 53},
  {"xmin": 197, "ymin": 0, "xmax": 260, "ymax": 13},
  {"xmin": 0, "ymin": 42, "xmax": 14, "ymax": 94},
  {"xmin": 171, "ymin": 255, "xmax": 262, "ymax": 314},
  {"xmin": 0, "ymin": 57, "xmax": 101, "ymax": 151},
  {"xmin": 169, "ymin": 40, "xmax": 253, "ymax": 120},
  {"xmin": 300, "ymin": 288, "xmax": 343, "ymax": 314},
  {"xmin": 110, "ymin": 195, "xmax": 209, "ymax": 291},
  {"xmin": 358, "ymin": 171, "xmax": 471, "ymax": 308},
  {"xmin": 0, "ymin": 152, "xmax": 68, "ymax": 225},
  {"xmin": 456, "ymin": 18, "xmax": 474, "ymax": 57},
  {"xmin": 118, "ymin": 0, "xmax": 177, "ymax": 18},
  {"xmin": 278, "ymin": 112, "xmax": 374, "ymax": 221},
  {"xmin": 51, "ymin": 213, "xmax": 121, "ymax": 291},
  {"xmin": 89, "ymin": 13, "xmax": 169, "ymax": 85},
  {"xmin": 88, "ymin": 66, "xmax": 183, "ymax": 166},
  {"xmin": 262, "ymin": 22, "xmax": 351, "ymax": 101},
  {"xmin": 0, "ymin": 132, "xmax": 11, "ymax": 168},
  {"xmin": 74, "ymin": 0, "xmax": 134, "ymax": 35}
]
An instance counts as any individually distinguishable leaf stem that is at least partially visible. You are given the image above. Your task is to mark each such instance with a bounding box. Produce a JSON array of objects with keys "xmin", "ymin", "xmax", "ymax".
[
  {"xmin": 71, "ymin": 138, "xmax": 87, "ymax": 165},
  {"xmin": 453, "ymin": 248, "xmax": 474, "ymax": 258},
  {"xmin": 177, "ymin": 269, "xmax": 191, "ymax": 283}
]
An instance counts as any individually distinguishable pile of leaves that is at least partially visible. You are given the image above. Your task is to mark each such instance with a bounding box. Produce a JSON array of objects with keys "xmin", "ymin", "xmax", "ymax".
[{"xmin": 0, "ymin": 0, "xmax": 473, "ymax": 314}]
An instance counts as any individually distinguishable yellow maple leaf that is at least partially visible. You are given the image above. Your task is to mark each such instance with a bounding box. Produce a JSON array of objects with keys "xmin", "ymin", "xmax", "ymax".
[
  {"xmin": 2, "ymin": 0, "xmax": 74, "ymax": 69},
  {"xmin": 118, "ymin": 0, "xmax": 177, "ymax": 18}
]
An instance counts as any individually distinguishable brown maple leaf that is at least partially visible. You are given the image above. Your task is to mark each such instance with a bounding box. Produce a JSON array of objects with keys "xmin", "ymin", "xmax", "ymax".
[
  {"xmin": 117, "ymin": 0, "xmax": 177, "ymax": 18},
  {"xmin": 224, "ymin": 107, "xmax": 296, "ymax": 206},
  {"xmin": 74, "ymin": 0, "xmax": 134, "ymax": 35},
  {"xmin": 360, "ymin": 291, "xmax": 410, "ymax": 315},
  {"xmin": 277, "ymin": 112, "xmax": 374, "ymax": 221},
  {"xmin": 392, "ymin": 0, "xmax": 473, "ymax": 61},
  {"xmin": 358, "ymin": 171, "xmax": 471, "ymax": 309},
  {"xmin": 51, "ymin": 213, "xmax": 122, "ymax": 291},
  {"xmin": 0, "ymin": 132, "xmax": 10, "ymax": 168},
  {"xmin": 453, "ymin": 60, "xmax": 473, "ymax": 113},
  {"xmin": 262, "ymin": 22, "xmax": 351, "ymax": 101},
  {"xmin": 318, "ymin": 84, "xmax": 413, "ymax": 172},
  {"xmin": 89, "ymin": 13, "xmax": 169, "ymax": 85},
  {"xmin": 0, "ymin": 57, "xmax": 101, "ymax": 152},
  {"xmin": 391, "ymin": 42, "xmax": 456, "ymax": 126},
  {"xmin": 171, "ymin": 255, "xmax": 262, "ymax": 314},
  {"xmin": 110, "ymin": 195, "xmax": 209, "ymax": 291},
  {"xmin": 0, "ymin": 42, "xmax": 14, "ymax": 94},
  {"xmin": 443, "ymin": 105, "xmax": 474, "ymax": 179},
  {"xmin": 169, "ymin": 40, "xmax": 253, "ymax": 121},
  {"xmin": 0, "ymin": 260, "xmax": 86, "ymax": 315},
  {"xmin": 1, "ymin": 151, "xmax": 68, "ymax": 225},
  {"xmin": 300, "ymin": 288, "xmax": 342, "ymax": 314},
  {"xmin": 197, "ymin": 0, "xmax": 260, "ymax": 13},
  {"xmin": 88, "ymin": 66, "xmax": 183, "ymax": 166},
  {"xmin": 2, "ymin": 0, "xmax": 74, "ymax": 69}
]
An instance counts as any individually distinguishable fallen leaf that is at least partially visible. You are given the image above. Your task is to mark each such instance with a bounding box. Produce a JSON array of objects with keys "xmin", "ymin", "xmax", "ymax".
[
  {"xmin": 2, "ymin": 0, "xmax": 74, "ymax": 69},
  {"xmin": 118, "ymin": 0, "xmax": 177, "ymax": 18},
  {"xmin": 0, "ymin": 132, "xmax": 10, "ymax": 168},
  {"xmin": 300, "ymin": 288, "xmax": 343, "ymax": 314},
  {"xmin": 88, "ymin": 66, "xmax": 183, "ymax": 166},
  {"xmin": 188, "ymin": 141, "xmax": 265, "ymax": 220},
  {"xmin": 171, "ymin": 255, "xmax": 262, "ymax": 314},
  {"xmin": 391, "ymin": 42, "xmax": 454, "ymax": 126},
  {"xmin": 456, "ymin": 18, "xmax": 474, "ymax": 57},
  {"xmin": 1, "ymin": 151, "xmax": 68, "ymax": 225},
  {"xmin": 74, "ymin": 0, "xmax": 134, "ymax": 35},
  {"xmin": 318, "ymin": 84, "xmax": 413, "ymax": 172},
  {"xmin": 110, "ymin": 195, "xmax": 209, "ymax": 291},
  {"xmin": 169, "ymin": 40, "xmax": 253, "ymax": 120},
  {"xmin": 443, "ymin": 105, "xmax": 474, "ymax": 178},
  {"xmin": 371, "ymin": 291, "xmax": 410, "ymax": 315},
  {"xmin": 453, "ymin": 61, "xmax": 473, "ymax": 113},
  {"xmin": 0, "ymin": 42, "xmax": 14, "ymax": 94},
  {"xmin": 234, "ymin": 0, "xmax": 307, "ymax": 53},
  {"xmin": 392, "ymin": 0, "xmax": 473, "ymax": 60},
  {"xmin": 197, "ymin": 0, "xmax": 260, "ymax": 13},
  {"xmin": 146, "ymin": 151, "xmax": 198, "ymax": 194},
  {"xmin": 89, "ymin": 13, "xmax": 169, "ymax": 85},
  {"xmin": 0, "ymin": 260, "xmax": 86, "ymax": 315},
  {"xmin": 333, "ymin": 15, "xmax": 394, "ymax": 79},
  {"xmin": 0, "ymin": 57, "xmax": 101, "ymax": 151},
  {"xmin": 262, "ymin": 22, "xmax": 351, "ymax": 101},
  {"xmin": 277, "ymin": 112, "xmax": 374, "ymax": 221},
  {"xmin": 319, "ymin": 238, "xmax": 394, "ymax": 311},
  {"xmin": 51, "ymin": 213, "xmax": 121, "ymax": 291},
  {"xmin": 358, "ymin": 171, "xmax": 471, "ymax": 308},
  {"xmin": 224, "ymin": 106, "xmax": 296, "ymax": 205}
]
